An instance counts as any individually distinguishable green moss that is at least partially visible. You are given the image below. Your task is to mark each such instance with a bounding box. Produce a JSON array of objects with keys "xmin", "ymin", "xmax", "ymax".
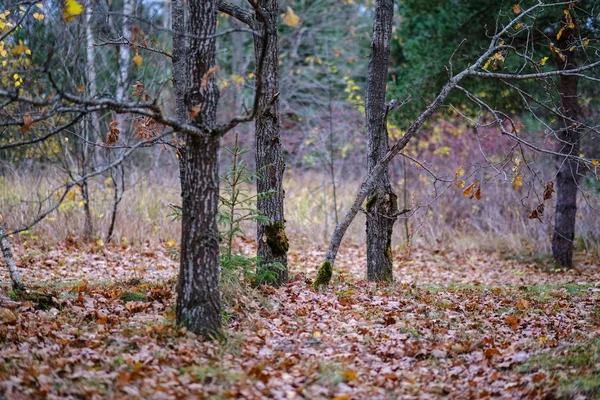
[
  {"xmin": 120, "ymin": 292, "xmax": 148, "ymax": 302},
  {"xmin": 9, "ymin": 290, "xmax": 56, "ymax": 310},
  {"xmin": 264, "ymin": 221, "xmax": 289, "ymax": 257},
  {"xmin": 385, "ymin": 241, "xmax": 393, "ymax": 263},
  {"xmin": 365, "ymin": 191, "xmax": 377, "ymax": 212},
  {"xmin": 313, "ymin": 261, "xmax": 333, "ymax": 290}
]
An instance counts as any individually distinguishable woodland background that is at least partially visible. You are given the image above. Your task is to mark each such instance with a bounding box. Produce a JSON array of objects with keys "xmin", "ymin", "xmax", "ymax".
[{"xmin": 1, "ymin": 0, "xmax": 600, "ymax": 398}]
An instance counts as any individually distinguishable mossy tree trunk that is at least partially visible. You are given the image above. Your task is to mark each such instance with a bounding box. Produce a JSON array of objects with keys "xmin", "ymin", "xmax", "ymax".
[
  {"xmin": 253, "ymin": 0, "xmax": 288, "ymax": 286},
  {"xmin": 173, "ymin": 0, "xmax": 221, "ymax": 336},
  {"xmin": 552, "ymin": 27, "xmax": 581, "ymax": 269},
  {"xmin": 365, "ymin": 0, "xmax": 397, "ymax": 282}
]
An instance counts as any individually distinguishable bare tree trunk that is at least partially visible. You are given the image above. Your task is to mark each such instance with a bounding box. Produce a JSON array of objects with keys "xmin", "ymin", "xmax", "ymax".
[
  {"xmin": 106, "ymin": 165, "xmax": 125, "ymax": 244},
  {"xmin": 552, "ymin": 28, "xmax": 580, "ymax": 268},
  {"xmin": 253, "ymin": 0, "xmax": 288, "ymax": 286},
  {"xmin": 365, "ymin": 0, "xmax": 397, "ymax": 282},
  {"xmin": 85, "ymin": 5, "xmax": 100, "ymax": 137},
  {"xmin": 0, "ymin": 224, "xmax": 24, "ymax": 290},
  {"xmin": 80, "ymin": 181, "xmax": 94, "ymax": 241},
  {"xmin": 173, "ymin": 0, "xmax": 222, "ymax": 336},
  {"xmin": 115, "ymin": 0, "xmax": 135, "ymax": 136}
]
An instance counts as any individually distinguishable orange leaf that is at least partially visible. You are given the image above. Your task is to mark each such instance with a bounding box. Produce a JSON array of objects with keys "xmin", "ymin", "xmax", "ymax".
[
  {"xmin": 189, "ymin": 104, "xmax": 202, "ymax": 120},
  {"xmin": 504, "ymin": 315, "xmax": 519, "ymax": 331},
  {"xmin": 21, "ymin": 113, "xmax": 33, "ymax": 133},
  {"xmin": 200, "ymin": 66, "xmax": 220, "ymax": 91},
  {"xmin": 484, "ymin": 347, "xmax": 502, "ymax": 359},
  {"xmin": 513, "ymin": 4, "xmax": 521, "ymax": 14},
  {"xmin": 463, "ymin": 182, "xmax": 476, "ymax": 198},
  {"xmin": 474, "ymin": 183, "xmax": 482, "ymax": 201},
  {"xmin": 532, "ymin": 372, "xmax": 546, "ymax": 383}
]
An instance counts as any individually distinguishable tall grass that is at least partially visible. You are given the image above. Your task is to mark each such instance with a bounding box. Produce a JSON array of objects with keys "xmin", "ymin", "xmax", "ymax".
[{"xmin": 1, "ymin": 168, "xmax": 598, "ymax": 259}]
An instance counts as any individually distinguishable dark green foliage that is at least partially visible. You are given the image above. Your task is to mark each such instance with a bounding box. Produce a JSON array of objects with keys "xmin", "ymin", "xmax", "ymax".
[{"xmin": 313, "ymin": 261, "xmax": 333, "ymax": 290}]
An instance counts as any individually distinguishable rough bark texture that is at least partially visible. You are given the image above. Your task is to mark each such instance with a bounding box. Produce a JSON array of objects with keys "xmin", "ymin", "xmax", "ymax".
[
  {"xmin": 173, "ymin": 0, "xmax": 222, "ymax": 336},
  {"xmin": 253, "ymin": 0, "xmax": 288, "ymax": 286},
  {"xmin": 552, "ymin": 29, "xmax": 580, "ymax": 269},
  {"xmin": 0, "ymin": 224, "xmax": 24, "ymax": 290},
  {"xmin": 365, "ymin": 0, "xmax": 397, "ymax": 282}
]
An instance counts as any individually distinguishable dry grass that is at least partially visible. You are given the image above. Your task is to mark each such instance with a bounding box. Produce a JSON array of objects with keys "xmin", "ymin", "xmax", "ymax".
[{"xmin": 1, "ymin": 169, "xmax": 598, "ymax": 261}]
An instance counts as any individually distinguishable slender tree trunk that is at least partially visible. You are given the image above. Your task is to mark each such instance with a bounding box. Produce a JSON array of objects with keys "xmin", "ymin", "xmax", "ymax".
[
  {"xmin": 552, "ymin": 29, "xmax": 580, "ymax": 268},
  {"xmin": 173, "ymin": 0, "xmax": 222, "ymax": 336},
  {"xmin": 0, "ymin": 224, "xmax": 24, "ymax": 290},
  {"xmin": 115, "ymin": 0, "xmax": 134, "ymax": 137},
  {"xmin": 365, "ymin": 0, "xmax": 397, "ymax": 282},
  {"xmin": 253, "ymin": 0, "xmax": 288, "ymax": 286},
  {"xmin": 86, "ymin": 5, "xmax": 100, "ymax": 133},
  {"xmin": 80, "ymin": 181, "xmax": 94, "ymax": 241}
]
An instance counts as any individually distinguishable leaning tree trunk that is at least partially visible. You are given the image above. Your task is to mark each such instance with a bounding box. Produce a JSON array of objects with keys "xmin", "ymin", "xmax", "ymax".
[
  {"xmin": 173, "ymin": 0, "xmax": 222, "ymax": 336},
  {"xmin": 365, "ymin": 0, "xmax": 397, "ymax": 282},
  {"xmin": 552, "ymin": 28, "xmax": 581, "ymax": 268},
  {"xmin": 0, "ymin": 224, "xmax": 24, "ymax": 290},
  {"xmin": 253, "ymin": 0, "xmax": 288, "ymax": 286}
]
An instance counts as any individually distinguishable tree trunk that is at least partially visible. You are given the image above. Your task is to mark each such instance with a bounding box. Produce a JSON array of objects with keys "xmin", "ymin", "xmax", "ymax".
[
  {"xmin": 365, "ymin": 0, "xmax": 397, "ymax": 282},
  {"xmin": 253, "ymin": 0, "xmax": 288, "ymax": 286},
  {"xmin": 0, "ymin": 224, "xmax": 24, "ymax": 290},
  {"xmin": 173, "ymin": 0, "xmax": 222, "ymax": 336},
  {"xmin": 115, "ymin": 0, "xmax": 134, "ymax": 138},
  {"xmin": 552, "ymin": 29, "xmax": 580, "ymax": 268}
]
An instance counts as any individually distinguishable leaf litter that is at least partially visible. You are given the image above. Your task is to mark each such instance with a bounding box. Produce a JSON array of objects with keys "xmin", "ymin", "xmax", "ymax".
[{"xmin": 1, "ymin": 239, "xmax": 599, "ymax": 399}]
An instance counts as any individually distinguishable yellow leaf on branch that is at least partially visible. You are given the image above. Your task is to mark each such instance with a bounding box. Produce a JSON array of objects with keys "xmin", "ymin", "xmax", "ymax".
[
  {"xmin": 133, "ymin": 53, "xmax": 143, "ymax": 67},
  {"xmin": 283, "ymin": 6, "xmax": 300, "ymax": 27},
  {"xmin": 63, "ymin": 0, "xmax": 84, "ymax": 22}
]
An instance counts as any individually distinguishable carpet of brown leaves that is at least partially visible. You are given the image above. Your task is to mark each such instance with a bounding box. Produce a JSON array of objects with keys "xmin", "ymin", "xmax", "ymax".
[{"xmin": 1, "ymin": 240, "xmax": 599, "ymax": 399}]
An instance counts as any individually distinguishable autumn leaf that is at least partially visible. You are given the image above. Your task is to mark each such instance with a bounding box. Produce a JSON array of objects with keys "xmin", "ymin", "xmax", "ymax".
[
  {"xmin": 513, "ymin": 4, "xmax": 521, "ymax": 14},
  {"xmin": 532, "ymin": 372, "xmax": 546, "ymax": 383},
  {"xmin": 11, "ymin": 40, "xmax": 31, "ymax": 56},
  {"xmin": 132, "ymin": 53, "xmax": 143, "ymax": 67},
  {"xmin": 515, "ymin": 23, "xmax": 523, "ymax": 29},
  {"xmin": 283, "ymin": 6, "xmax": 300, "ymax": 27},
  {"xmin": 463, "ymin": 182, "xmax": 476, "ymax": 198},
  {"xmin": 591, "ymin": 159, "xmax": 599, "ymax": 167},
  {"xmin": 474, "ymin": 183, "xmax": 482, "ymax": 201},
  {"xmin": 200, "ymin": 66, "xmax": 220, "ymax": 92},
  {"xmin": 21, "ymin": 113, "xmax": 33, "ymax": 133},
  {"xmin": 189, "ymin": 104, "xmax": 202, "ymax": 120},
  {"xmin": 541, "ymin": 56, "xmax": 549, "ymax": 66},
  {"xmin": 455, "ymin": 166, "xmax": 465, "ymax": 180},
  {"xmin": 342, "ymin": 369, "xmax": 358, "ymax": 382},
  {"xmin": 505, "ymin": 315, "xmax": 519, "ymax": 331},
  {"xmin": 106, "ymin": 120, "xmax": 120, "ymax": 146},
  {"xmin": 484, "ymin": 347, "xmax": 502, "ymax": 359},
  {"xmin": 543, "ymin": 181, "xmax": 554, "ymax": 200},
  {"xmin": 583, "ymin": 38, "xmax": 590, "ymax": 46},
  {"xmin": 63, "ymin": 0, "xmax": 84, "ymax": 22}
]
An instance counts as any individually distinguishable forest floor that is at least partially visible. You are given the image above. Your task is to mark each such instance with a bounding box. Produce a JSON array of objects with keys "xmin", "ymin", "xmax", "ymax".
[{"xmin": 1, "ymin": 239, "xmax": 600, "ymax": 399}]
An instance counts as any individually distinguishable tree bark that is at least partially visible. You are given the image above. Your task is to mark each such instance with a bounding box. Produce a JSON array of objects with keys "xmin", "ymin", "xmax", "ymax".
[
  {"xmin": 365, "ymin": 0, "xmax": 397, "ymax": 282},
  {"xmin": 552, "ymin": 28, "xmax": 580, "ymax": 268},
  {"xmin": 115, "ymin": 0, "xmax": 135, "ymax": 138},
  {"xmin": 173, "ymin": 0, "xmax": 222, "ymax": 336},
  {"xmin": 253, "ymin": 0, "xmax": 288, "ymax": 286},
  {"xmin": 0, "ymin": 224, "xmax": 24, "ymax": 290}
]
